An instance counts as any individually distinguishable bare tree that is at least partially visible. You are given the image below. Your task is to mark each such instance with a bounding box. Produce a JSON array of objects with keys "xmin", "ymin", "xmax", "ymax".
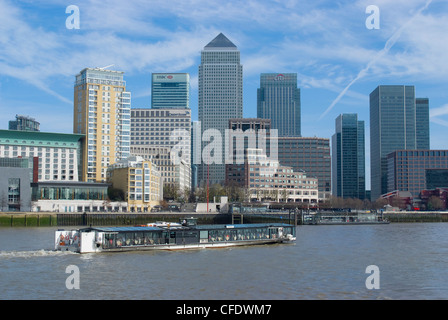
[{"xmin": 427, "ymin": 196, "xmax": 445, "ymax": 211}]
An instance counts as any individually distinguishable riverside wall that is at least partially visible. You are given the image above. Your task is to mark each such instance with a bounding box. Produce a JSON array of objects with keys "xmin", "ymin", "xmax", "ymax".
[{"xmin": 1, "ymin": 211, "xmax": 447, "ymax": 227}]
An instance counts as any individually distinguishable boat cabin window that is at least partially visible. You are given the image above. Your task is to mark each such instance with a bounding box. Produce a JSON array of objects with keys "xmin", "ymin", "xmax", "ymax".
[
  {"xmin": 207, "ymin": 227, "xmax": 273, "ymax": 242},
  {"xmin": 200, "ymin": 230, "xmax": 208, "ymax": 240},
  {"xmin": 104, "ymin": 230, "xmax": 168, "ymax": 248}
]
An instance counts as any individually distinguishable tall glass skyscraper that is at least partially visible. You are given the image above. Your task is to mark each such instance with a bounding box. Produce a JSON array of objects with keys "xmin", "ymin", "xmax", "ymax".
[
  {"xmin": 257, "ymin": 73, "xmax": 301, "ymax": 137},
  {"xmin": 198, "ymin": 33, "xmax": 243, "ymax": 185},
  {"xmin": 151, "ymin": 73, "xmax": 190, "ymax": 109},
  {"xmin": 370, "ymin": 85, "xmax": 430, "ymax": 200},
  {"xmin": 332, "ymin": 114, "xmax": 365, "ymax": 199},
  {"xmin": 416, "ymin": 98, "xmax": 430, "ymax": 149}
]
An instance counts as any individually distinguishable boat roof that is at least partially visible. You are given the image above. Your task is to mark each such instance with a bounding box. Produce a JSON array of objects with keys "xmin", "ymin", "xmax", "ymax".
[
  {"xmin": 81, "ymin": 223, "xmax": 293, "ymax": 233},
  {"xmin": 195, "ymin": 223, "xmax": 293, "ymax": 230},
  {"xmin": 82, "ymin": 226, "xmax": 163, "ymax": 232}
]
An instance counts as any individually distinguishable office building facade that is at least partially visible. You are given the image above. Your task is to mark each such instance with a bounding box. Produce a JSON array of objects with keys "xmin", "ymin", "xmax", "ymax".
[
  {"xmin": 228, "ymin": 118, "xmax": 272, "ymax": 163},
  {"xmin": 416, "ymin": 98, "xmax": 430, "ymax": 149},
  {"xmin": 370, "ymin": 85, "xmax": 430, "ymax": 200},
  {"xmin": 387, "ymin": 149, "xmax": 448, "ymax": 198},
  {"xmin": 257, "ymin": 73, "xmax": 301, "ymax": 137},
  {"xmin": 107, "ymin": 156, "xmax": 162, "ymax": 212},
  {"xmin": 198, "ymin": 33, "xmax": 243, "ymax": 185},
  {"xmin": 225, "ymin": 118, "xmax": 272, "ymax": 186},
  {"xmin": 130, "ymin": 108, "xmax": 191, "ymax": 192},
  {"xmin": 30, "ymin": 181, "xmax": 123, "ymax": 213},
  {"xmin": 0, "ymin": 157, "xmax": 35, "ymax": 212},
  {"xmin": 332, "ymin": 114, "xmax": 365, "ymax": 199},
  {"xmin": 0, "ymin": 130, "xmax": 84, "ymax": 182},
  {"xmin": 130, "ymin": 145, "xmax": 191, "ymax": 194},
  {"xmin": 274, "ymin": 137, "xmax": 331, "ymax": 201},
  {"xmin": 74, "ymin": 67, "xmax": 131, "ymax": 182},
  {"xmin": 226, "ymin": 148, "xmax": 318, "ymax": 203},
  {"xmin": 151, "ymin": 73, "xmax": 190, "ymax": 109}
]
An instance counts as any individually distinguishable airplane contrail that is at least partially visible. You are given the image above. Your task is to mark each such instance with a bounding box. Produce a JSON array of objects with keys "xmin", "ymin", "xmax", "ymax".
[{"xmin": 319, "ymin": 0, "xmax": 432, "ymax": 120}]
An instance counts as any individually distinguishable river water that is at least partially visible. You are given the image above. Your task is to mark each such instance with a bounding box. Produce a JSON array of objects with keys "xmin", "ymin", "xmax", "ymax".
[{"xmin": 1, "ymin": 223, "xmax": 448, "ymax": 300}]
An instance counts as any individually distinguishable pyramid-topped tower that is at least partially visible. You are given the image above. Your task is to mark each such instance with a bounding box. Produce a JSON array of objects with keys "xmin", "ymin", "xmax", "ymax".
[
  {"xmin": 204, "ymin": 33, "xmax": 237, "ymax": 49},
  {"xmin": 198, "ymin": 33, "xmax": 243, "ymax": 185}
]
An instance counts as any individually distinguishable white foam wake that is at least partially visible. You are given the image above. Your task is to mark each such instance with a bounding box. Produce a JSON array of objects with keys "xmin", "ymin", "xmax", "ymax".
[{"xmin": 0, "ymin": 249, "xmax": 76, "ymax": 259}]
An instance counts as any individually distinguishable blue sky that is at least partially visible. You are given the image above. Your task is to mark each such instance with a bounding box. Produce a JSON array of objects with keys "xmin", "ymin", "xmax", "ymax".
[{"xmin": 1, "ymin": 0, "xmax": 447, "ymax": 189}]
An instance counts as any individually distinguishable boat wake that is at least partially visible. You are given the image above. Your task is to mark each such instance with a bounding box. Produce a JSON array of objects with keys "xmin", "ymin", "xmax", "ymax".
[{"xmin": 0, "ymin": 249, "xmax": 76, "ymax": 259}]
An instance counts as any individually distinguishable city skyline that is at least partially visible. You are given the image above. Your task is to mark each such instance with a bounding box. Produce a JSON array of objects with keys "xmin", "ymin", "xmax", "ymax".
[{"xmin": 1, "ymin": 0, "xmax": 448, "ymax": 190}]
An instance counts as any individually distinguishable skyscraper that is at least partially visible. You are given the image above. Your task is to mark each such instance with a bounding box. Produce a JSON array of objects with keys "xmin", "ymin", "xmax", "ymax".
[
  {"xmin": 370, "ymin": 85, "xmax": 429, "ymax": 200},
  {"xmin": 198, "ymin": 33, "xmax": 243, "ymax": 185},
  {"xmin": 257, "ymin": 73, "xmax": 301, "ymax": 137},
  {"xmin": 331, "ymin": 114, "xmax": 365, "ymax": 199},
  {"xmin": 151, "ymin": 73, "xmax": 190, "ymax": 109},
  {"xmin": 74, "ymin": 67, "xmax": 131, "ymax": 182},
  {"xmin": 416, "ymin": 98, "xmax": 430, "ymax": 149}
]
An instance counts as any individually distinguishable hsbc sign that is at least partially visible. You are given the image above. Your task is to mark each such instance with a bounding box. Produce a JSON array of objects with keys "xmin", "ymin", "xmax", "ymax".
[{"xmin": 155, "ymin": 75, "xmax": 173, "ymax": 79}]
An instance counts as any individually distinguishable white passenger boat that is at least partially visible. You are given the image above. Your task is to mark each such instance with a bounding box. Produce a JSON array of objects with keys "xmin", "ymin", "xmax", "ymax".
[{"xmin": 55, "ymin": 218, "xmax": 296, "ymax": 253}]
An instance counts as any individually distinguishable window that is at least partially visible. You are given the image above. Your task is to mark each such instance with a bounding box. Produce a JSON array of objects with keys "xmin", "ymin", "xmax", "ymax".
[{"xmin": 8, "ymin": 178, "xmax": 20, "ymax": 211}]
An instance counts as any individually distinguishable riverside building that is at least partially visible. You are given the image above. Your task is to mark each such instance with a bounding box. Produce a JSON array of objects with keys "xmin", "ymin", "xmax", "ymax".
[
  {"xmin": 73, "ymin": 67, "xmax": 131, "ymax": 182},
  {"xmin": 274, "ymin": 137, "xmax": 331, "ymax": 201},
  {"xmin": 0, "ymin": 157, "xmax": 35, "ymax": 212},
  {"xmin": 226, "ymin": 148, "xmax": 318, "ymax": 204},
  {"xmin": 387, "ymin": 149, "xmax": 448, "ymax": 198},
  {"xmin": 0, "ymin": 129, "xmax": 84, "ymax": 182},
  {"xmin": 370, "ymin": 85, "xmax": 430, "ymax": 200},
  {"xmin": 107, "ymin": 156, "xmax": 162, "ymax": 212}
]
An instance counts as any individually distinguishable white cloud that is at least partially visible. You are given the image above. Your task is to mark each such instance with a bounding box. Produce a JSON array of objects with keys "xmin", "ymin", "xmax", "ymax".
[
  {"xmin": 430, "ymin": 104, "xmax": 448, "ymax": 128},
  {"xmin": 1, "ymin": 0, "xmax": 447, "ymax": 116}
]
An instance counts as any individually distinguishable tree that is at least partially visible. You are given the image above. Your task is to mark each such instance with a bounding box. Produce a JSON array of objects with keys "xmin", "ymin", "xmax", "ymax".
[
  {"xmin": 427, "ymin": 196, "xmax": 445, "ymax": 211},
  {"xmin": 223, "ymin": 181, "xmax": 246, "ymax": 202},
  {"xmin": 163, "ymin": 184, "xmax": 179, "ymax": 201},
  {"xmin": 373, "ymin": 197, "xmax": 388, "ymax": 210},
  {"xmin": 107, "ymin": 187, "xmax": 125, "ymax": 201}
]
